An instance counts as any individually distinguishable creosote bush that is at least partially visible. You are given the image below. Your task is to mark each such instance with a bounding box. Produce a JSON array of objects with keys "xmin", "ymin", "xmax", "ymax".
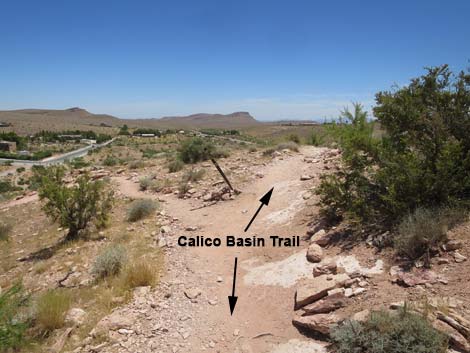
[
  {"xmin": 332, "ymin": 309, "xmax": 448, "ymax": 353},
  {"xmin": 36, "ymin": 166, "xmax": 114, "ymax": 240},
  {"xmin": 127, "ymin": 199, "xmax": 158, "ymax": 222},
  {"xmin": 91, "ymin": 244, "xmax": 127, "ymax": 279},
  {"xmin": 35, "ymin": 290, "xmax": 70, "ymax": 333},
  {"xmin": 178, "ymin": 137, "xmax": 227, "ymax": 163},
  {"xmin": 0, "ymin": 282, "xmax": 30, "ymax": 350},
  {"xmin": 124, "ymin": 260, "xmax": 156, "ymax": 288}
]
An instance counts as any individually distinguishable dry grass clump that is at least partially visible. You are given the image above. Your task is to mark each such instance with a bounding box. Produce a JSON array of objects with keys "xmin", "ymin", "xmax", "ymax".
[
  {"xmin": 0, "ymin": 223, "xmax": 12, "ymax": 241},
  {"xmin": 35, "ymin": 289, "xmax": 71, "ymax": 333},
  {"xmin": 127, "ymin": 199, "xmax": 158, "ymax": 222},
  {"xmin": 394, "ymin": 207, "xmax": 466, "ymax": 263},
  {"xmin": 123, "ymin": 260, "xmax": 156, "ymax": 288}
]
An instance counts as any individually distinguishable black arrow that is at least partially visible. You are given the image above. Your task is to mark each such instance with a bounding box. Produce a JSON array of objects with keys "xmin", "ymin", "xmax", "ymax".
[
  {"xmin": 244, "ymin": 187, "xmax": 274, "ymax": 232},
  {"xmin": 228, "ymin": 257, "xmax": 238, "ymax": 315}
]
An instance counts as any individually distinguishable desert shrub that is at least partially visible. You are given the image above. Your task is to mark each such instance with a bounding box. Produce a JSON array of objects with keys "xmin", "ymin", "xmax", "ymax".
[
  {"xmin": 69, "ymin": 157, "xmax": 89, "ymax": 169},
  {"xmin": 248, "ymin": 146, "xmax": 257, "ymax": 153},
  {"xmin": 141, "ymin": 149, "xmax": 159, "ymax": 158},
  {"xmin": 287, "ymin": 133, "xmax": 301, "ymax": 144},
  {"xmin": 124, "ymin": 260, "xmax": 156, "ymax": 288},
  {"xmin": 178, "ymin": 181, "xmax": 190, "ymax": 197},
  {"xmin": 102, "ymin": 155, "xmax": 119, "ymax": 166},
  {"xmin": 0, "ymin": 223, "xmax": 12, "ymax": 242},
  {"xmin": 262, "ymin": 147, "xmax": 277, "ymax": 156},
  {"xmin": 0, "ymin": 180, "xmax": 21, "ymax": 194},
  {"xmin": 178, "ymin": 137, "xmax": 224, "ymax": 163},
  {"xmin": 317, "ymin": 66, "xmax": 470, "ymax": 229},
  {"xmin": 277, "ymin": 141, "xmax": 299, "ymax": 152},
  {"xmin": 0, "ymin": 282, "xmax": 30, "ymax": 350},
  {"xmin": 139, "ymin": 176, "xmax": 155, "ymax": 191},
  {"xmin": 127, "ymin": 199, "xmax": 157, "ymax": 222},
  {"xmin": 128, "ymin": 160, "xmax": 144, "ymax": 169},
  {"xmin": 91, "ymin": 244, "xmax": 127, "ymax": 279},
  {"xmin": 16, "ymin": 167, "xmax": 25, "ymax": 173},
  {"xmin": 182, "ymin": 169, "xmax": 205, "ymax": 183},
  {"xmin": 168, "ymin": 159, "xmax": 184, "ymax": 173},
  {"xmin": 332, "ymin": 309, "xmax": 448, "ymax": 353},
  {"xmin": 35, "ymin": 290, "xmax": 70, "ymax": 333},
  {"xmin": 36, "ymin": 166, "xmax": 114, "ymax": 240},
  {"xmin": 394, "ymin": 207, "xmax": 467, "ymax": 263},
  {"xmin": 309, "ymin": 130, "xmax": 325, "ymax": 146}
]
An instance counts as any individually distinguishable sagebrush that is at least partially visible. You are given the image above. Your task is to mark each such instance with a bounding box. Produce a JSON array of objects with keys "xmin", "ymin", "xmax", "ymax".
[
  {"xmin": 91, "ymin": 244, "xmax": 127, "ymax": 279},
  {"xmin": 127, "ymin": 199, "xmax": 158, "ymax": 222}
]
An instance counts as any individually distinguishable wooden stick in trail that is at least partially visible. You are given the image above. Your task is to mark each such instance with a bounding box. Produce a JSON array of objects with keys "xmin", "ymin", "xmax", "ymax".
[{"xmin": 211, "ymin": 158, "xmax": 239, "ymax": 193}]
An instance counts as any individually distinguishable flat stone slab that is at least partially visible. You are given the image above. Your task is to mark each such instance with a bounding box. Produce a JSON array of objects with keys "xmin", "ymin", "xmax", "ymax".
[{"xmin": 295, "ymin": 273, "xmax": 350, "ymax": 309}]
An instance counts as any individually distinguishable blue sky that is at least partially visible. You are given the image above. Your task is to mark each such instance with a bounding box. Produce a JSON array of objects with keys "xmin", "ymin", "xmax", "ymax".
[{"xmin": 1, "ymin": 0, "xmax": 469, "ymax": 121}]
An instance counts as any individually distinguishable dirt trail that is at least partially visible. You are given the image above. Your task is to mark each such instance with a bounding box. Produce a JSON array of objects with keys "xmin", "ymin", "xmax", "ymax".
[{"xmin": 116, "ymin": 146, "xmax": 329, "ymax": 352}]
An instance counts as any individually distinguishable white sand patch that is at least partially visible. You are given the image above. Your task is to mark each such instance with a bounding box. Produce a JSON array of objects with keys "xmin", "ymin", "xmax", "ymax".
[
  {"xmin": 335, "ymin": 255, "xmax": 384, "ymax": 276},
  {"xmin": 242, "ymin": 251, "xmax": 312, "ymax": 288},
  {"xmin": 264, "ymin": 191, "xmax": 304, "ymax": 225},
  {"xmin": 270, "ymin": 339, "xmax": 327, "ymax": 353}
]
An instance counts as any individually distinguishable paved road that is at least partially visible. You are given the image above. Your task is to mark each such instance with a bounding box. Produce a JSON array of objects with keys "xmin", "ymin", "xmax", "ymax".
[{"xmin": 0, "ymin": 138, "xmax": 116, "ymax": 168}]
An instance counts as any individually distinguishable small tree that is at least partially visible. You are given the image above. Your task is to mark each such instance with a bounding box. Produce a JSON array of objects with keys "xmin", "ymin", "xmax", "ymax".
[{"xmin": 37, "ymin": 167, "xmax": 113, "ymax": 240}]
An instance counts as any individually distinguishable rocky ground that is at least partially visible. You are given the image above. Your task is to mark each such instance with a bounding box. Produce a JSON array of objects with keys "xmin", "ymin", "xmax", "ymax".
[{"xmin": 2, "ymin": 142, "xmax": 470, "ymax": 353}]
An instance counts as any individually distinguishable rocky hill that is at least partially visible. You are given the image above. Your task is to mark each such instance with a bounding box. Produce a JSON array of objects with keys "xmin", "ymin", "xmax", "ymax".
[{"xmin": 0, "ymin": 109, "xmax": 262, "ymax": 134}]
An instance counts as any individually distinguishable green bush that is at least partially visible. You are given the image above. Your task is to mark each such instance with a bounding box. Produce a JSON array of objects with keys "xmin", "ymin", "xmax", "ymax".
[
  {"xmin": 168, "ymin": 159, "xmax": 184, "ymax": 173},
  {"xmin": 0, "ymin": 223, "xmax": 12, "ymax": 241},
  {"xmin": 36, "ymin": 167, "xmax": 114, "ymax": 240},
  {"xmin": 178, "ymin": 137, "xmax": 225, "ymax": 163},
  {"xmin": 317, "ymin": 66, "xmax": 470, "ymax": 229},
  {"xmin": 0, "ymin": 282, "xmax": 30, "ymax": 350},
  {"xmin": 0, "ymin": 180, "xmax": 21, "ymax": 194},
  {"xmin": 395, "ymin": 207, "xmax": 466, "ymax": 263},
  {"xmin": 102, "ymin": 155, "xmax": 119, "ymax": 166},
  {"xmin": 287, "ymin": 133, "xmax": 301, "ymax": 144},
  {"xmin": 91, "ymin": 244, "xmax": 127, "ymax": 279},
  {"xmin": 69, "ymin": 157, "xmax": 90, "ymax": 169},
  {"xmin": 35, "ymin": 290, "xmax": 70, "ymax": 333},
  {"xmin": 332, "ymin": 309, "xmax": 448, "ymax": 353},
  {"xmin": 127, "ymin": 199, "xmax": 158, "ymax": 222}
]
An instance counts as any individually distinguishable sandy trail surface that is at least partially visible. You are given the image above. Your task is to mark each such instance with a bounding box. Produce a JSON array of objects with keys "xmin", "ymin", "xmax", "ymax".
[{"xmin": 113, "ymin": 146, "xmax": 329, "ymax": 352}]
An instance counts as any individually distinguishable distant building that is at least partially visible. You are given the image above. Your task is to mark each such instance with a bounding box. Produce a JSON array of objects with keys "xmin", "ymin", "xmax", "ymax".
[
  {"xmin": 0, "ymin": 141, "xmax": 16, "ymax": 152},
  {"xmin": 0, "ymin": 122, "xmax": 10, "ymax": 127},
  {"xmin": 80, "ymin": 139, "xmax": 97, "ymax": 145},
  {"xmin": 58, "ymin": 134, "xmax": 82, "ymax": 140},
  {"xmin": 140, "ymin": 134, "xmax": 156, "ymax": 137}
]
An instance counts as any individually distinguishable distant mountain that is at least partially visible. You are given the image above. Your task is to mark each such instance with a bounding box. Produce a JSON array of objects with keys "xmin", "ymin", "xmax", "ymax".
[
  {"xmin": 152, "ymin": 112, "xmax": 261, "ymax": 129},
  {"xmin": 0, "ymin": 108, "xmax": 262, "ymax": 134}
]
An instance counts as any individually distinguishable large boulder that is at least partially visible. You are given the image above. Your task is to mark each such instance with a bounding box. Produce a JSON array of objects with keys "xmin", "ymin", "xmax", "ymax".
[
  {"xmin": 306, "ymin": 244, "xmax": 324, "ymax": 263},
  {"xmin": 295, "ymin": 273, "xmax": 350, "ymax": 309}
]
